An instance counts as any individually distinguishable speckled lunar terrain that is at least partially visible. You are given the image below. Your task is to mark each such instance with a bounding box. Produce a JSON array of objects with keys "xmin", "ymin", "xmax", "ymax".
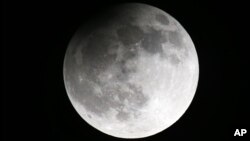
[{"xmin": 63, "ymin": 3, "xmax": 199, "ymax": 138}]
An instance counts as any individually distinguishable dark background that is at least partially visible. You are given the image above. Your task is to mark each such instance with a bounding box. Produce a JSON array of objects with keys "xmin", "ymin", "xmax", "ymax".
[{"xmin": 3, "ymin": 0, "xmax": 249, "ymax": 140}]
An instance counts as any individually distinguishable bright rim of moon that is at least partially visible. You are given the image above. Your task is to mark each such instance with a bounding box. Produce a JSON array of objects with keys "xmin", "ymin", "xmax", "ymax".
[{"xmin": 63, "ymin": 3, "xmax": 199, "ymax": 139}]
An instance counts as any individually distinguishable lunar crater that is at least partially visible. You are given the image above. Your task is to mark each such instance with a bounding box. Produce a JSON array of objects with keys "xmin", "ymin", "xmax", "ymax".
[
  {"xmin": 168, "ymin": 30, "xmax": 183, "ymax": 47},
  {"xmin": 155, "ymin": 14, "xmax": 169, "ymax": 25}
]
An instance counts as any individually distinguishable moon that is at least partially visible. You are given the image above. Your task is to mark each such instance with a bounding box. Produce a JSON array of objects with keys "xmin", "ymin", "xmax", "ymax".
[{"xmin": 63, "ymin": 3, "xmax": 199, "ymax": 139}]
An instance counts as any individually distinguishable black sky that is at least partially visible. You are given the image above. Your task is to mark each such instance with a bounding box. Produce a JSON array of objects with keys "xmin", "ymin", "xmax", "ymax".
[{"xmin": 3, "ymin": 0, "xmax": 249, "ymax": 140}]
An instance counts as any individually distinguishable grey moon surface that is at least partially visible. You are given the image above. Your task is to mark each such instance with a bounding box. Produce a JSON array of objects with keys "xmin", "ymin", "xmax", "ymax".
[{"xmin": 63, "ymin": 3, "xmax": 199, "ymax": 139}]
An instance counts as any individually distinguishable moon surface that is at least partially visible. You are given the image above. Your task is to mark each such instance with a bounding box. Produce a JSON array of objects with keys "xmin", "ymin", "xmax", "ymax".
[{"xmin": 63, "ymin": 3, "xmax": 199, "ymax": 139}]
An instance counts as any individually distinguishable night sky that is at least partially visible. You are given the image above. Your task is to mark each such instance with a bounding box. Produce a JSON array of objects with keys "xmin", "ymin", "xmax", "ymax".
[{"xmin": 3, "ymin": 0, "xmax": 249, "ymax": 140}]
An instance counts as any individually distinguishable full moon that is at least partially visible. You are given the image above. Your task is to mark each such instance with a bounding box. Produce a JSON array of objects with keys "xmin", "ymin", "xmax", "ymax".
[{"xmin": 63, "ymin": 3, "xmax": 199, "ymax": 139}]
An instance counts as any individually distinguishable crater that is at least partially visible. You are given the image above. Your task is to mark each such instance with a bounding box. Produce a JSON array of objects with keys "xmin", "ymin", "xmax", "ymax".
[
  {"xmin": 155, "ymin": 14, "xmax": 169, "ymax": 25},
  {"xmin": 169, "ymin": 54, "xmax": 181, "ymax": 65},
  {"xmin": 87, "ymin": 114, "xmax": 92, "ymax": 119},
  {"xmin": 168, "ymin": 30, "xmax": 183, "ymax": 47}
]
